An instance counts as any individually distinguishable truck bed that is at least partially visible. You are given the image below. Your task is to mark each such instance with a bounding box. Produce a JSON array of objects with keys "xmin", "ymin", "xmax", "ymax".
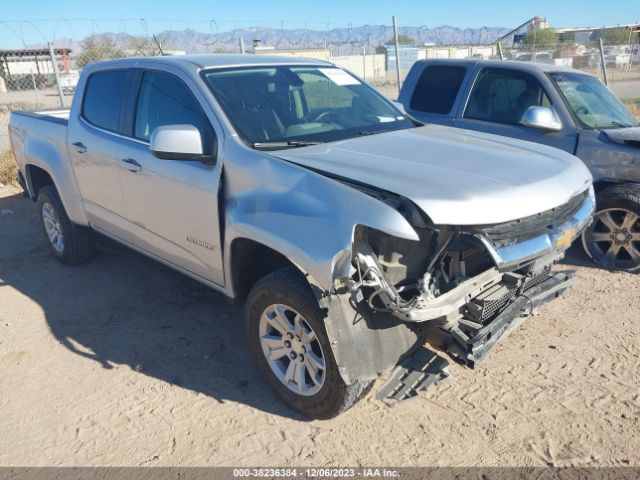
[
  {"xmin": 9, "ymin": 108, "xmax": 71, "ymax": 195},
  {"xmin": 13, "ymin": 108, "xmax": 70, "ymax": 126}
]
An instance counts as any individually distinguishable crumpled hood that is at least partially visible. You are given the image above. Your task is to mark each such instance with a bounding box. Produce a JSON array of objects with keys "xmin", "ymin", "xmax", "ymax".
[{"xmin": 272, "ymin": 124, "xmax": 593, "ymax": 225}]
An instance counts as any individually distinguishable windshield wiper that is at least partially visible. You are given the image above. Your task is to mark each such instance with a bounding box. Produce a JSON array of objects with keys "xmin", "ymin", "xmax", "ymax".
[
  {"xmin": 252, "ymin": 140, "xmax": 322, "ymax": 150},
  {"xmin": 358, "ymin": 129, "xmax": 392, "ymax": 136},
  {"xmin": 600, "ymin": 120, "xmax": 638, "ymax": 129}
]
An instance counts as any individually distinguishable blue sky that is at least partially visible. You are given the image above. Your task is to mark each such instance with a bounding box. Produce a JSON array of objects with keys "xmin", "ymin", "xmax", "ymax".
[{"xmin": 1, "ymin": 0, "xmax": 638, "ymax": 47}]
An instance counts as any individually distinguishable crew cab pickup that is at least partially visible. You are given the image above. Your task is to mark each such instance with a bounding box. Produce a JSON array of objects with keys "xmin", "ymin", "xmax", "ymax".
[
  {"xmin": 10, "ymin": 55, "xmax": 594, "ymax": 418},
  {"xmin": 399, "ymin": 59, "xmax": 640, "ymax": 271}
]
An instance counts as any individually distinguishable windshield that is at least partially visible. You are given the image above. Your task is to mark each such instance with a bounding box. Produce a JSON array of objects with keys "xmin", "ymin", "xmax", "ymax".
[
  {"xmin": 549, "ymin": 72, "xmax": 638, "ymax": 129},
  {"xmin": 202, "ymin": 65, "xmax": 413, "ymax": 148}
]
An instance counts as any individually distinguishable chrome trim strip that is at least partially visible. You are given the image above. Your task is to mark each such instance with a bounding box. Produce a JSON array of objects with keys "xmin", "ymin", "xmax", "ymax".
[{"xmin": 481, "ymin": 187, "xmax": 595, "ymax": 269}]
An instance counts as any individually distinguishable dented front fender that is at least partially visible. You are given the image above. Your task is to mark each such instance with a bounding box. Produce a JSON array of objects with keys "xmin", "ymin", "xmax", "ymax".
[{"xmin": 222, "ymin": 141, "xmax": 418, "ymax": 296}]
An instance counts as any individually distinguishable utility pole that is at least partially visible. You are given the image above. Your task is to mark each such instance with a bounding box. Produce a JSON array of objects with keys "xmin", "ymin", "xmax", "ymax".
[
  {"xmin": 239, "ymin": 37, "xmax": 245, "ymax": 54},
  {"xmin": 392, "ymin": 16, "xmax": 401, "ymax": 97},
  {"xmin": 497, "ymin": 42, "xmax": 504, "ymax": 60},
  {"xmin": 362, "ymin": 44, "xmax": 366, "ymax": 80},
  {"xmin": 48, "ymin": 43, "xmax": 65, "ymax": 107},
  {"xmin": 599, "ymin": 38, "xmax": 609, "ymax": 85}
]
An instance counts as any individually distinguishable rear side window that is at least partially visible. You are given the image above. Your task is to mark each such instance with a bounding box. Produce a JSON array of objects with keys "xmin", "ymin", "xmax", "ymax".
[
  {"xmin": 82, "ymin": 70, "xmax": 128, "ymax": 132},
  {"xmin": 409, "ymin": 65, "xmax": 467, "ymax": 114}
]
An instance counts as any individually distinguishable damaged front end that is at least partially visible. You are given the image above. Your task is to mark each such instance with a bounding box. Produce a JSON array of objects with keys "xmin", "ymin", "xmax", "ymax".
[{"xmin": 345, "ymin": 186, "xmax": 595, "ymax": 369}]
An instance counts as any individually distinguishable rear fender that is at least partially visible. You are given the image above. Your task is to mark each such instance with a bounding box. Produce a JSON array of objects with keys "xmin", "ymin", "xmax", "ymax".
[{"xmin": 23, "ymin": 136, "xmax": 88, "ymax": 225}]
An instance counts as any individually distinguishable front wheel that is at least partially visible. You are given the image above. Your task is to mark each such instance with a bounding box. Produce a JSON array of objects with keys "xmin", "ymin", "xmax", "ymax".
[
  {"xmin": 582, "ymin": 184, "xmax": 640, "ymax": 272},
  {"xmin": 245, "ymin": 267, "xmax": 372, "ymax": 419}
]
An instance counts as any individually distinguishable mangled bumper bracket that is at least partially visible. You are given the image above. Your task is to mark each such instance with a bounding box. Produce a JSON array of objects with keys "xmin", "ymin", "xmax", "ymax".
[{"xmin": 445, "ymin": 270, "xmax": 576, "ymax": 368}]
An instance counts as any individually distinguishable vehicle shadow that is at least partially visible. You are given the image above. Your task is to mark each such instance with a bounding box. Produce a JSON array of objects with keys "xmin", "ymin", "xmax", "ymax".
[
  {"xmin": 560, "ymin": 242, "xmax": 597, "ymax": 269},
  {"xmin": 0, "ymin": 190, "xmax": 305, "ymax": 420}
]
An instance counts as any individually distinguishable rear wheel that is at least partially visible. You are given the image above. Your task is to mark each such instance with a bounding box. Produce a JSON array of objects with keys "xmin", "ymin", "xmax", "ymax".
[
  {"xmin": 37, "ymin": 186, "xmax": 95, "ymax": 265},
  {"xmin": 245, "ymin": 267, "xmax": 372, "ymax": 419},
  {"xmin": 582, "ymin": 184, "xmax": 640, "ymax": 272}
]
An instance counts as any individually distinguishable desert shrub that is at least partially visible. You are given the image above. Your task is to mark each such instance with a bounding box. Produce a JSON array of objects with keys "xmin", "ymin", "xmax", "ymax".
[{"xmin": 0, "ymin": 150, "xmax": 18, "ymax": 186}]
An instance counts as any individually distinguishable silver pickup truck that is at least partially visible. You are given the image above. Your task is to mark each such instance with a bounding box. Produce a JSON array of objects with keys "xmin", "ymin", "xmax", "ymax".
[{"xmin": 10, "ymin": 55, "xmax": 594, "ymax": 418}]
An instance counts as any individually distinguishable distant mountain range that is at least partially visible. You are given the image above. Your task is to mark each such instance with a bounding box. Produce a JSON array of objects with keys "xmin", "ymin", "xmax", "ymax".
[{"xmin": 37, "ymin": 24, "xmax": 511, "ymax": 54}]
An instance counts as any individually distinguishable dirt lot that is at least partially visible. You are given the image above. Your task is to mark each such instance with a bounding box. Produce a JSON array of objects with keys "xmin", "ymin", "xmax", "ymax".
[{"xmin": 0, "ymin": 184, "xmax": 639, "ymax": 468}]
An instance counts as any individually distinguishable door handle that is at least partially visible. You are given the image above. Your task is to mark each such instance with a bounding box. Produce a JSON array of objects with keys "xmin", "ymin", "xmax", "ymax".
[
  {"xmin": 120, "ymin": 158, "xmax": 142, "ymax": 173},
  {"xmin": 72, "ymin": 141, "xmax": 87, "ymax": 154}
]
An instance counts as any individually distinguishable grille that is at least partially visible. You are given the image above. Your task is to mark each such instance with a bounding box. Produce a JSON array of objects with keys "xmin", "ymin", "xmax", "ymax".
[
  {"xmin": 478, "ymin": 290, "xmax": 517, "ymax": 321},
  {"xmin": 481, "ymin": 190, "xmax": 588, "ymax": 248},
  {"xmin": 466, "ymin": 269, "xmax": 551, "ymax": 324}
]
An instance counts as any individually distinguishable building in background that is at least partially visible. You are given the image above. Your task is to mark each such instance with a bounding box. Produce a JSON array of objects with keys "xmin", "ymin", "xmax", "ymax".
[
  {"xmin": 424, "ymin": 44, "xmax": 496, "ymax": 60},
  {"xmin": 384, "ymin": 46, "xmax": 425, "ymax": 72},
  {"xmin": 0, "ymin": 48, "xmax": 72, "ymax": 91},
  {"xmin": 251, "ymin": 41, "xmax": 385, "ymax": 79}
]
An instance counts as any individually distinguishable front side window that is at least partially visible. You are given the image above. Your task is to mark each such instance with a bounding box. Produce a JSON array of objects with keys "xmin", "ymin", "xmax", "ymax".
[
  {"xmin": 549, "ymin": 72, "xmax": 638, "ymax": 129},
  {"xmin": 465, "ymin": 68, "xmax": 551, "ymax": 125},
  {"xmin": 82, "ymin": 70, "xmax": 128, "ymax": 132},
  {"xmin": 409, "ymin": 65, "xmax": 467, "ymax": 114},
  {"xmin": 202, "ymin": 66, "xmax": 412, "ymax": 148},
  {"xmin": 134, "ymin": 71, "xmax": 210, "ymax": 145}
]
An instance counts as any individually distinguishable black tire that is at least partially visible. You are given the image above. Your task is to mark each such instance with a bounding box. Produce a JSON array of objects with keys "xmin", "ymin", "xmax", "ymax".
[
  {"xmin": 37, "ymin": 185, "xmax": 95, "ymax": 265},
  {"xmin": 582, "ymin": 183, "xmax": 640, "ymax": 272},
  {"xmin": 245, "ymin": 267, "xmax": 372, "ymax": 419}
]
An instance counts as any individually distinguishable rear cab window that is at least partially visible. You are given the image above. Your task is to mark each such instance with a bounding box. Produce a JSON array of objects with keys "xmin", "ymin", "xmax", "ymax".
[
  {"xmin": 409, "ymin": 65, "xmax": 467, "ymax": 115},
  {"xmin": 82, "ymin": 70, "xmax": 128, "ymax": 132}
]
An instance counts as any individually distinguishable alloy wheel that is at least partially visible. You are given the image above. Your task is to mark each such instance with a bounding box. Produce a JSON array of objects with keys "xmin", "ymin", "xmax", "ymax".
[
  {"xmin": 258, "ymin": 303, "xmax": 326, "ymax": 396},
  {"xmin": 583, "ymin": 208, "xmax": 640, "ymax": 271},
  {"xmin": 42, "ymin": 201, "xmax": 65, "ymax": 254}
]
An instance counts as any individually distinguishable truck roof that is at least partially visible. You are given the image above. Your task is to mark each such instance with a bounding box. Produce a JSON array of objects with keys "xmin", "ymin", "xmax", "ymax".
[
  {"xmin": 91, "ymin": 54, "xmax": 333, "ymax": 70},
  {"xmin": 417, "ymin": 58, "xmax": 597, "ymax": 77}
]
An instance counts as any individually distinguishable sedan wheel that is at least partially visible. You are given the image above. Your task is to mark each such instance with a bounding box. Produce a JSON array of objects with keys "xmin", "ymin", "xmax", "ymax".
[{"xmin": 582, "ymin": 208, "xmax": 640, "ymax": 271}]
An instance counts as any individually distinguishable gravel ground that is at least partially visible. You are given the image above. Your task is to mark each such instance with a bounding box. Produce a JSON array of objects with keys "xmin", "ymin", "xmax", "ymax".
[{"xmin": 0, "ymin": 184, "xmax": 639, "ymax": 467}]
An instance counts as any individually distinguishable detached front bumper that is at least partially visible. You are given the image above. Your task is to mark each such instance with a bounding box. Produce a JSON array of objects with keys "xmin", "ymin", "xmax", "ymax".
[
  {"xmin": 376, "ymin": 270, "xmax": 576, "ymax": 406},
  {"xmin": 429, "ymin": 269, "xmax": 576, "ymax": 368}
]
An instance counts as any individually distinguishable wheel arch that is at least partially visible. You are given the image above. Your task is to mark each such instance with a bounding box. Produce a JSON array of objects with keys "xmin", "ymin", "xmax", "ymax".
[
  {"xmin": 593, "ymin": 179, "xmax": 640, "ymax": 196},
  {"xmin": 228, "ymin": 237, "xmax": 319, "ymax": 301},
  {"xmin": 25, "ymin": 164, "xmax": 55, "ymax": 201},
  {"xmin": 22, "ymin": 135, "xmax": 89, "ymax": 226}
]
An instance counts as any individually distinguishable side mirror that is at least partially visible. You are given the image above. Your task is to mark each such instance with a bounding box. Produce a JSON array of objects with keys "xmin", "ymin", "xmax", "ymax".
[
  {"xmin": 520, "ymin": 106, "xmax": 562, "ymax": 131},
  {"xmin": 150, "ymin": 124, "xmax": 208, "ymax": 161}
]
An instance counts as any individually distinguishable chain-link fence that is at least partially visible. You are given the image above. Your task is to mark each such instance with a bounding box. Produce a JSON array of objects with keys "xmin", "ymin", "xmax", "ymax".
[
  {"xmin": 496, "ymin": 40, "xmax": 640, "ymax": 105},
  {"xmin": 1, "ymin": 20, "xmax": 639, "ymax": 155}
]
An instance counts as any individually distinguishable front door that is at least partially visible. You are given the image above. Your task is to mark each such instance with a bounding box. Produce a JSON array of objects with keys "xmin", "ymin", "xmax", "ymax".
[
  {"xmin": 117, "ymin": 69, "xmax": 224, "ymax": 285},
  {"xmin": 453, "ymin": 67, "xmax": 577, "ymax": 153}
]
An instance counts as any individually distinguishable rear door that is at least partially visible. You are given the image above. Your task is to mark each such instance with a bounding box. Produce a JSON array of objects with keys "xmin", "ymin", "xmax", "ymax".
[
  {"xmin": 116, "ymin": 67, "xmax": 225, "ymax": 285},
  {"xmin": 67, "ymin": 69, "xmax": 132, "ymax": 241},
  {"xmin": 399, "ymin": 63, "xmax": 470, "ymax": 125},
  {"xmin": 453, "ymin": 67, "xmax": 577, "ymax": 152}
]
